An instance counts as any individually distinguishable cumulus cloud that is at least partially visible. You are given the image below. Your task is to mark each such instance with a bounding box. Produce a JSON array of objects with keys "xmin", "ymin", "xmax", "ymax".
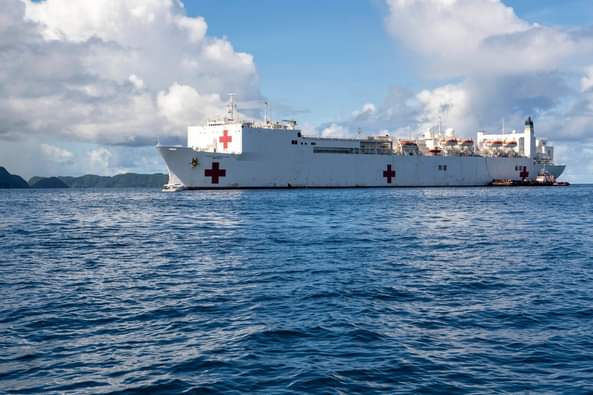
[
  {"xmin": 0, "ymin": 0, "xmax": 259, "ymax": 147},
  {"xmin": 88, "ymin": 147, "xmax": 112, "ymax": 173},
  {"xmin": 320, "ymin": 124, "xmax": 353, "ymax": 139},
  {"xmin": 352, "ymin": 103, "xmax": 377, "ymax": 119},
  {"xmin": 376, "ymin": 0, "xmax": 593, "ymax": 138},
  {"xmin": 40, "ymin": 144, "xmax": 74, "ymax": 164},
  {"xmin": 582, "ymin": 66, "xmax": 593, "ymax": 93},
  {"xmin": 339, "ymin": 1, "xmax": 592, "ymax": 138},
  {"xmin": 385, "ymin": 0, "xmax": 593, "ymax": 77},
  {"xmin": 157, "ymin": 83, "xmax": 225, "ymax": 129}
]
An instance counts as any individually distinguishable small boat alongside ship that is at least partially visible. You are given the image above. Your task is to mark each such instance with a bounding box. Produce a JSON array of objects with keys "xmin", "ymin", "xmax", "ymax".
[{"xmin": 490, "ymin": 172, "xmax": 570, "ymax": 187}]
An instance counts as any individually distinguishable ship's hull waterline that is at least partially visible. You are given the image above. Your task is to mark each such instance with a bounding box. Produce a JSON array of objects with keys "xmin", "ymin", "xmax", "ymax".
[{"xmin": 157, "ymin": 146, "xmax": 563, "ymax": 190}]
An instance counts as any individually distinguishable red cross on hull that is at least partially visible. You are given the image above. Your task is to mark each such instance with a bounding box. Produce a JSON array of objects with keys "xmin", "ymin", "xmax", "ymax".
[
  {"xmin": 219, "ymin": 130, "xmax": 232, "ymax": 150},
  {"xmin": 204, "ymin": 162, "xmax": 226, "ymax": 184},
  {"xmin": 519, "ymin": 166, "xmax": 529, "ymax": 179},
  {"xmin": 383, "ymin": 164, "xmax": 396, "ymax": 184}
]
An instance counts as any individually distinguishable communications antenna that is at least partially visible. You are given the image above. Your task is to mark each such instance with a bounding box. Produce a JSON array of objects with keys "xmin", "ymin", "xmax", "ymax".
[
  {"xmin": 264, "ymin": 100, "xmax": 270, "ymax": 124},
  {"xmin": 227, "ymin": 93, "xmax": 236, "ymax": 121}
]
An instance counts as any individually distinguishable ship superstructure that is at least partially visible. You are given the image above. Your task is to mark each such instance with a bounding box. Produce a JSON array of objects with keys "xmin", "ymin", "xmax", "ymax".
[{"xmin": 157, "ymin": 101, "xmax": 565, "ymax": 190}]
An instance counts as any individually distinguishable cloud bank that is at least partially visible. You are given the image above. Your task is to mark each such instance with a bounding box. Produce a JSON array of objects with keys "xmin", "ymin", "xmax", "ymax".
[
  {"xmin": 332, "ymin": 0, "xmax": 593, "ymax": 137},
  {"xmin": 0, "ymin": 0, "xmax": 259, "ymax": 146}
]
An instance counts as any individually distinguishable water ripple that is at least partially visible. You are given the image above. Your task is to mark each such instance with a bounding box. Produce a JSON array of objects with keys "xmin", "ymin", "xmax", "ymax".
[{"xmin": 1, "ymin": 186, "xmax": 593, "ymax": 393}]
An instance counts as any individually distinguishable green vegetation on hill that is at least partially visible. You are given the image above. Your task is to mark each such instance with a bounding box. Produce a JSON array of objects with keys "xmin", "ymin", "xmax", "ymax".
[
  {"xmin": 29, "ymin": 173, "xmax": 167, "ymax": 188},
  {"xmin": 0, "ymin": 167, "xmax": 29, "ymax": 188},
  {"xmin": 29, "ymin": 177, "xmax": 69, "ymax": 188}
]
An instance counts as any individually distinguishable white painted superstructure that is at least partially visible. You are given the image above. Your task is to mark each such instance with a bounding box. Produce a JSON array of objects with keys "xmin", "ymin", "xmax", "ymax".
[{"xmin": 157, "ymin": 107, "xmax": 565, "ymax": 190}]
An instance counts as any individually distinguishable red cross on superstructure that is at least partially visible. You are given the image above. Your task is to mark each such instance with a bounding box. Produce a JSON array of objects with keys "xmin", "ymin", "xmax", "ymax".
[
  {"xmin": 219, "ymin": 130, "xmax": 232, "ymax": 150},
  {"xmin": 383, "ymin": 164, "xmax": 396, "ymax": 184},
  {"xmin": 204, "ymin": 162, "xmax": 226, "ymax": 184},
  {"xmin": 519, "ymin": 166, "xmax": 529, "ymax": 179}
]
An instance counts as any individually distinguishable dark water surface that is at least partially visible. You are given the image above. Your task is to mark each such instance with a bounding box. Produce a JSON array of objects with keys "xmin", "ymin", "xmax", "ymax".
[{"xmin": 1, "ymin": 186, "xmax": 593, "ymax": 394}]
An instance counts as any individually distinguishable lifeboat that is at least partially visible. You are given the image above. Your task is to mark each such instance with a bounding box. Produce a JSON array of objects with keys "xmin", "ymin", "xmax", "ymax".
[
  {"xmin": 441, "ymin": 139, "xmax": 457, "ymax": 147},
  {"xmin": 489, "ymin": 140, "xmax": 503, "ymax": 148},
  {"xmin": 428, "ymin": 148, "xmax": 442, "ymax": 155},
  {"xmin": 460, "ymin": 139, "xmax": 473, "ymax": 146},
  {"xmin": 400, "ymin": 140, "xmax": 417, "ymax": 146},
  {"xmin": 504, "ymin": 140, "xmax": 517, "ymax": 148}
]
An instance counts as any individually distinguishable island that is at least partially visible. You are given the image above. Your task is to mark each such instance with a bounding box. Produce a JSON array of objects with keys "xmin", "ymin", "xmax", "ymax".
[
  {"xmin": 1, "ymin": 166, "xmax": 168, "ymax": 189},
  {"xmin": 0, "ymin": 167, "xmax": 29, "ymax": 188},
  {"xmin": 29, "ymin": 177, "xmax": 69, "ymax": 188},
  {"xmin": 28, "ymin": 173, "xmax": 168, "ymax": 188}
]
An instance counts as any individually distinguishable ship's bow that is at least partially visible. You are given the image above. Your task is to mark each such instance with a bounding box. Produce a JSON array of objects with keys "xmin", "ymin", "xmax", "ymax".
[
  {"xmin": 156, "ymin": 145, "xmax": 190, "ymax": 191},
  {"xmin": 546, "ymin": 164, "xmax": 566, "ymax": 179}
]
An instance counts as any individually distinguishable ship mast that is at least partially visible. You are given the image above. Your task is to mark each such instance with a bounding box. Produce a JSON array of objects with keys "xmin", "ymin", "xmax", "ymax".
[
  {"xmin": 227, "ymin": 93, "xmax": 236, "ymax": 121},
  {"xmin": 264, "ymin": 100, "xmax": 270, "ymax": 124}
]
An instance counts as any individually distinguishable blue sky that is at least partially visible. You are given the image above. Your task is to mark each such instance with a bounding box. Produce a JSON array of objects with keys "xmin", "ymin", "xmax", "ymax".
[
  {"xmin": 183, "ymin": 0, "xmax": 404, "ymax": 123},
  {"xmin": 182, "ymin": 0, "xmax": 593, "ymax": 125}
]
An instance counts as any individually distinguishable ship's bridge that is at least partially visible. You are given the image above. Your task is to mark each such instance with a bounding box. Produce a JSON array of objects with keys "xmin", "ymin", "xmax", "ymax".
[
  {"xmin": 189, "ymin": 93, "xmax": 302, "ymax": 154},
  {"xmin": 188, "ymin": 118, "xmax": 301, "ymax": 155}
]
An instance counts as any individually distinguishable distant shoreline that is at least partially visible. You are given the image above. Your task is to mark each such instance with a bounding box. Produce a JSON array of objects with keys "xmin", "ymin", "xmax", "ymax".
[{"xmin": 1, "ymin": 166, "xmax": 167, "ymax": 189}]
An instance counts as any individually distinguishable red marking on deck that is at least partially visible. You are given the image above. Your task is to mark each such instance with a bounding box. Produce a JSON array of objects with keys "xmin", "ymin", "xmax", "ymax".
[
  {"xmin": 204, "ymin": 162, "xmax": 226, "ymax": 184},
  {"xmin": 219, "ymin": 130, "xmax": 232, "ymax": 150},
  {"xmin": 520, "ymin": 166, "xmax": 529, "ymax": 179},
  {"xmin": 383, "ymin": 164, "xmax": 396, "ymax": 184}
]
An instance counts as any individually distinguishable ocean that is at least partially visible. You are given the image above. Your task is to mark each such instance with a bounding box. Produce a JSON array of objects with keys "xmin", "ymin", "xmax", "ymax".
[{"xmin": 1, "ymin": 186, "xmax": 592, "ymax": 394}]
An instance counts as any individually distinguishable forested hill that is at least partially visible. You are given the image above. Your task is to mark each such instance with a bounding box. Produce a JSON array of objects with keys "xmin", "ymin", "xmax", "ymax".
[
  {"xmin": 28, "ymin": 173, "xmax": 168, "ymax": 188},
  {"xmin": 0, "ymin": 167, "xmax": 29, "ymax": 188}
]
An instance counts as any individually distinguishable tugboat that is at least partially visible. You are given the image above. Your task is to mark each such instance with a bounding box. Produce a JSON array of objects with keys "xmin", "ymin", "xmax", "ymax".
[
  {"xmin": 535, "ymin": 169, "xmax": 570, "ymax": 186},
  {"xmin": 490, "ymin": 169, "xmax": 570, "ymax": 187}
]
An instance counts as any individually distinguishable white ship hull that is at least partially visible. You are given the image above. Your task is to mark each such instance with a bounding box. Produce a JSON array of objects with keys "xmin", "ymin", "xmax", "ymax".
[
  {"xmin": 157, "ymin": 130, "xmax": 563, "ymax": 190},
  {"xmin": 157, "ymin": 120, "xmax": 565, "ymax": 190}
]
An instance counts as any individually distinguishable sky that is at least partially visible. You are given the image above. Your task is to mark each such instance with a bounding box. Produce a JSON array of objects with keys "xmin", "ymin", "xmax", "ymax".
[{"xmin": 1, "ymin": 0, "xmax": 593, "ymax": 182}]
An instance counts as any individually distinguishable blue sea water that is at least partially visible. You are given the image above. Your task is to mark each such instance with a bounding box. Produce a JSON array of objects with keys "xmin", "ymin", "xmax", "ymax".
[{"xmin": 1, "ymin": 186, "xmax": 593, "ymax": 394}]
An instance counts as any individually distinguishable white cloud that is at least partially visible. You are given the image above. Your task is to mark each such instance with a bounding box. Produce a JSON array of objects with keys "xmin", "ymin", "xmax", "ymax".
[
  {"xmin": 128, "ymin": 74, "xmax": 145, "ymax": 90},
  {"xmin": 385, "ymin": 0, "xmax": 593, "ymax": 77},
  {"xmin": 582, "ymin": 66, "xmax": 593, "ymax": 92},
  {"xmin": 385, "ymin": 3, "xmax": 591, "ymax": 138},
  {"xmin": 387, "ymin": 0, "xmax": 526, "ymax": 53},
  {"xmin": 416, "ymin": 84, "xmax": 471, "ymax": 132},
  {"xmin": 352, "ymin": 103, "xmax": 376, "ymax": 118},
  {"xmin": 0, "ymin": 0, "xmax": 259, "ymax": 148},
  {"xmin": 326, "ymin": 85, "xmax": 473, "ymax": 138},
  {"xmin": 320, "ymin": 123, "xmax": 352, "ymax": 138},
  {"xmin": 157, "ymin": 83, "xmax": 225, "ymax": 129},
  {"xmin": 88, "ymin": 147, "xmax": 112, "ymax": 173},
  {"xmin": 40, "ymin": 144, "xmax": 74, "ymax": 164}
]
